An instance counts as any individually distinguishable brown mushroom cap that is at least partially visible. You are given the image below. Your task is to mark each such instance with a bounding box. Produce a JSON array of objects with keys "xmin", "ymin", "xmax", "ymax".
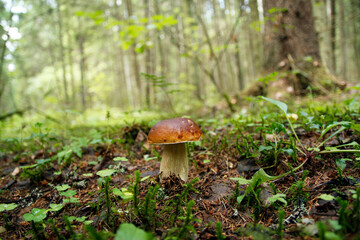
[{"xmin": 147, "ymin": 118, "xmax": 203, "ymax": 144}]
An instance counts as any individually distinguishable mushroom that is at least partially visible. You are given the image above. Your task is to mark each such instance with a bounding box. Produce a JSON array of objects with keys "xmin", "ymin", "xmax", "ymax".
[{"xmin": 147, "ymin": 118, "xmax": 203, "ymax": 182}]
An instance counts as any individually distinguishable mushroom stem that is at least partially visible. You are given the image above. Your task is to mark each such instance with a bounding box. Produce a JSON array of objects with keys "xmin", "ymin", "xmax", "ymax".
[{"xmin": 160, "ymin": 143, "xmax": 188, "ymax": 182}]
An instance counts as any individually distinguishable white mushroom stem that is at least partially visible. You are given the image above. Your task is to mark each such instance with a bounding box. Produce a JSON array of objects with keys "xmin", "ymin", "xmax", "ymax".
[{"xmin": 160, "ymin": 143, "xmax": 188, "ymax": 182}]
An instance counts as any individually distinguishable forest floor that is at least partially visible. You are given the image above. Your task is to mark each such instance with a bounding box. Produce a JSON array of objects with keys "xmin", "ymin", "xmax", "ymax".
[{"xmin": 0, "ymin": 94, "xmax": 360, "ymax": 239}]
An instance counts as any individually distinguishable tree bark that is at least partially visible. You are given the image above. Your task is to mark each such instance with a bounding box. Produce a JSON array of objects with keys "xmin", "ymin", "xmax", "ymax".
[
  {"xmin": 76, "ymin": 17, "xmax": 87, "ymax": 111},
  {"xmin": 55, "ymin": 0, "xmax": 70, "ymax": 105},
  {"xmin": 263, "ymin": 0, "xmax": 321, "ymax": 71},
  {"xmin": 339, "ymin": 0, "xmax": 347, "ymax": 81},
  {"xmin": 330, "ymin": 0, "xmax": 336, "ymax": 73},
  {"xmin": 350, "ymin": 0, "xmax": 360, "ymax": 81}
]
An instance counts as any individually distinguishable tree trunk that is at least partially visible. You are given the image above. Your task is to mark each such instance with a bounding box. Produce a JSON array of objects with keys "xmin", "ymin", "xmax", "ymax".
[
  {"xmin": 125, "ymin": 0, "xmax": 141, "ymax": 108},
  {"xmin": 64, "ymin": 6, "xmax": 76, "ymax": 108},
  {"xmin": 350, "ymin": 0, "xmax": 360, "ymax": 81},
  {"xmin": 77, "ymin": 18, "xmax": 87, "ymax": 111},
  {"xmin": 339, "ymin": 0, "xmax": 347, "ymax": 81},
  {"xmin": 144, "ymin": 0, "xmax": 152, "ymax": 108},
  {"xmin": 55, "ymin": 0, "xmax": 70, "ymax": 105},
  {"xmin": 233, "ymin": 34, "xmax": 244, "ymax": 90},
  {"xmin": 330, "ymin": 0, "xmax": 336, "ymax": 73},
  {"xmin": 263, "ymin": 0, "xmax": 321, "ymax": 71}
]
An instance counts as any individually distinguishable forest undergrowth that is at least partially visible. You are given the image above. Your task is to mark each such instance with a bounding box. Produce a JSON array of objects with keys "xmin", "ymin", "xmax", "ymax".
[{"xmin": 0, "ymin": 92, "xmax": 360, "ymax": 239}]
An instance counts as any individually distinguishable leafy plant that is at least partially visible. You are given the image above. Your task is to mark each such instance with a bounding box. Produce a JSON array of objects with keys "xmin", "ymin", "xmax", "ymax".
[
  {"xmin": 23, "ymin": 207, "xmax": 48, "ymax": 240},
  {"xmin": 115, "ymin": 223, "xmax": 153, "ymax": 240},
  {"xmin": 57, "ymin": 137, "xmax": 89, "ymax": 165},
  {"xmin": 260, "ymin": 96, "xmax": 360, "ymax": 157},
  {"xmin": 216, "ymin": 221, "xmax": 226, "ymax": 240},
  {"xmin": 167, "ymin": 178, "xmax": 199, "ymax": 226},
  {"xmin": 23, "ymin": 208, "xmax": 47, "ymax": 222},
  {"xmin": 54, "ymin": 184, "xmax": 79, "ymax": 205},
  {"xmin": 0, "ymin": 203, "xmax": 18, "ymax": 212},
  {"xmin": 167, "ymin": 200, "xmax": 200, "ymax": 239},
  {"xmin": 96, "ymin": 168, "xmax": 117, "ymax": 225},
  {"xmin": 21, "ymin": 158, "xmax": 53, "ymax": 182}
]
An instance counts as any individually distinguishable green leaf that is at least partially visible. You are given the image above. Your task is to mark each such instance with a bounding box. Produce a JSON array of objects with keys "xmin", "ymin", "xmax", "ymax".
[
  {"xmin": 23, "ymin": 213, "xmax": 34, "ymax": 222},
  {"xmin": 32, "ymin": 208, "xmax": 47, "ymax": 222},
  {"xmin": 83, "ymin": 173, "xmax": 93, "ymax": 177},
  {"xmin": 114, "ymin": 157, "xmax": 128, "ymax": 162},
  {"xmin": 97, "ymin": 169, "xmax": 116, "ymax": 177},
  {"xmin": 115, "ymin": 223, "xmax": 153, "ymax": 240},
  {"xmin": 49, "ymin": 203, "xmax": 63, "ymax": 212},
  {"xmin": 324, "ymin": 232, "xmax": 343, "ymax": 240},
  {"xmin": 319, "ymin": 122, "xmax": 351, "ymax": 139},
  {"xmin": 260, "ymin": 96, "xmax": 288, "ymax": 114},
  {"xmin": 67, "ymin": 216, "xmax": 77, "ymax": 222},
  {"xmin": 55, "ymin": 184, "xmax": 71, "ymax": 192},
  {"xmin": 0, "ymin": 203, "xmax": 18, "ymax": 212},
  {"xmin": 113, "ymin": 188, "xmax": 133, "ymax": 200},
  {"xmin": 266, "ymin": 193, "xmax": 287, "ymax": 206},
  {"xmin": 24, "ymin": 208, "xmax": 47, "ymax": 222},
  {"xmin": 60, "ymin": 190, "xmax": 77, "ymax": 197},
  {"xmin": 76, "ymin": 216, "xmax": 87, "ymax": 222},
  {"xmin": 144, "ymin": 156, "xmax": 157, "ymax": 161},
  {"xmin": 236, "ymin": 169, "xmax": 278, "ymax": 204},
  {"xmin": 335, "ymin": 159, "xmax": 347, "ymax": 171},
  {"xmin": 351, "ymin": 124, "xmax": 360, "ymax": 132},
  {"xmin": 317, "ymin": 194, "xmax": 335, "ymax": 201},
  {"xmin": 259, "ymin": 145, "xmax": 273, "ymax": 152},
  {"xmin": 230, "ymin": 177, "xmax": 252, "ymax": 185},
  {"xmin": 63, "ymin": 198, "xmax": 79, "ymax": 204}
]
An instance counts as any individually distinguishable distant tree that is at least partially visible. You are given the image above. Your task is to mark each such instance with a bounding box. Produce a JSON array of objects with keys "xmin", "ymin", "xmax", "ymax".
[{"xmin": 263, "ymin": 0, "xmax": 321, "ymax": 71}]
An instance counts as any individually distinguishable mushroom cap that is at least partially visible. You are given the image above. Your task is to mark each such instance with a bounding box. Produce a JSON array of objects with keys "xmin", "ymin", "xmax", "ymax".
[{"xmin": 147, "ymin": 118, "xmax": 203, "ymax": 144}]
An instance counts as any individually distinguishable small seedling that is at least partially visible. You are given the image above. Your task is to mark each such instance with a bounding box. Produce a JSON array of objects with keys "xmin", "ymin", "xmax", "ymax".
[{"xmin": 96, "ymin": 168, "xmax": 117, "ymax": 225}]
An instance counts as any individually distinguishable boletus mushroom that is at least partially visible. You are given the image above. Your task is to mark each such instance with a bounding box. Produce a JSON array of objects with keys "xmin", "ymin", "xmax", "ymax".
[{"xmin": 147, "ymin": 118, "xmax": 203, "ymax": 182}]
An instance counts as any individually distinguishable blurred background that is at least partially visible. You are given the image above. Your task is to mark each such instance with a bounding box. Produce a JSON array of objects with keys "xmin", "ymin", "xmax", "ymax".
[{"xmin": 0, "ymin": 0, "xmax": 359, "ymax": 124}]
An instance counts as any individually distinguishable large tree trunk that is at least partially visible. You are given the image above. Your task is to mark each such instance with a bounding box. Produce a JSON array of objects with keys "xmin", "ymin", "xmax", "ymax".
[{"xmin": 263, "ymin": 0, "xmax": 321, "ymax": 71}]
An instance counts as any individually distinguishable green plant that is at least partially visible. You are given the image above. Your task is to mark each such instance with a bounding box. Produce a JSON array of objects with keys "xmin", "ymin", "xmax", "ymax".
[
  {"xmin": 20, "ymin": 158, "xmax": 54, "ymax": 182},
  {"xmin": 0, "ymin": 203, "xmax": 18, "ymax": 212},
  {"xmin": 23, "ymin": 208, "xmax": 48, "ymax": 240},
  {"xmin": 129, "ymin": 170, "xmax": 141, "ymax": 216},
  {"xmin": 140, "ymin": 184, "xmax": 160, "ymax": 231},
  {"xmin": 337, "ymin": 188, "xmax": 360, "ymax": 234},
  {"xmin": 276, "ymin": 210, "xmax": 285, "ymax": 240},
  {"xmin": 287, "ymin": 170, "xmax": 309, "ymax": 204},
  {"xmin": 115, "ymin": 223, "xmax": 153, "ymax": 240},
  {"xmin": 57, "ymin": 137, "xmax": 89, "ymax": 165},
  {"xmin": 23, "ymin": 208, "xmax": 47, "ymax": 222},
  {"xmin": 260, "ymin": 96, "xmax": 360, "ymax": 158},
  {"xmin": 216, "ymin": 221, "xmax": 226, "ymax": 240},
  {"xmin": 96, "ymin": 168, "xmax": 117, "ymax": 225},
  {"xmin": 168, "ymin": 178, "xmax": 199, "ymax": 226},
  {"xmin": 54, "ymin": 184, "xmax": 79, "ymax": 205},
  {"xmin": 167, "ymin": 200, "xmax": 200, "ymax": 239},
  {"xmin": 48, "ymin": 219, "xmax": 66, "ymax": 240}
]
